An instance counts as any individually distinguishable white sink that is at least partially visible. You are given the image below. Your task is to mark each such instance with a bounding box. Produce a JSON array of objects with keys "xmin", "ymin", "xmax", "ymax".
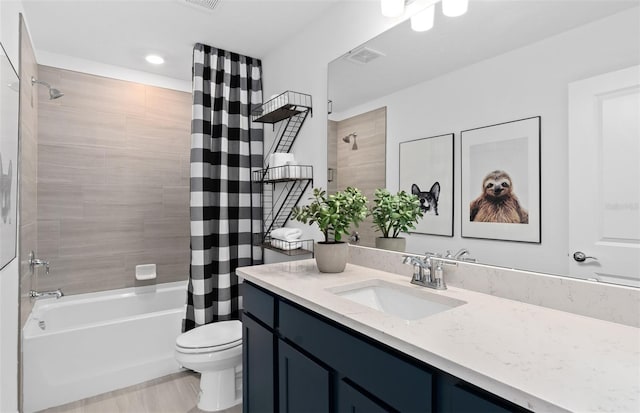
[{"xmin": 328, "ymin": 279, "xmax": 466, "ymax": 321}]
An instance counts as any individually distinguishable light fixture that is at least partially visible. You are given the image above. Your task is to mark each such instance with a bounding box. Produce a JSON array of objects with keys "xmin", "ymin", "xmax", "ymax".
[
  {"xmin": 381, "ymin": 0, "xmax": 405, "ymax": 18},
  {"xmin": 145, "ymin": 54, "xmax": 165, "ymax": 65},
  {"xmin": 411, "ymin": 4, "xmax": 435, "ymax": 32},
  {"xmin": 442, "ymin": 0, "xmax": 468, "ymax": 17}
]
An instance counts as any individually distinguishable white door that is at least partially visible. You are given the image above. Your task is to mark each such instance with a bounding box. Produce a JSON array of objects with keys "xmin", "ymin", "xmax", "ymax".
[{"xmin": 568, "ymin": 65, "xmax": 640, "ymax": 287}]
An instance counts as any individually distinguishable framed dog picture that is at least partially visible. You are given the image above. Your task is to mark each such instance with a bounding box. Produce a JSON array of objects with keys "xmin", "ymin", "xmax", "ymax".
[
  {"xmin": 461, "ymin": 116, "xmax": 541, "ymax": 243},
  {"xmin": 399, "ymin": 133, "xmax": 454, "ymax": 237}
]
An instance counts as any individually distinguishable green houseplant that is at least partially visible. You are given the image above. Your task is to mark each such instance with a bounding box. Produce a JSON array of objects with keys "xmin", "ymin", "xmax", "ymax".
[
  {"xmin": 370, "ymin": 189, "xmax": 423, "ymax": 252},
  {"xmin": 292, "ymin": 187, "xmax": 368, "ymax": 273}
]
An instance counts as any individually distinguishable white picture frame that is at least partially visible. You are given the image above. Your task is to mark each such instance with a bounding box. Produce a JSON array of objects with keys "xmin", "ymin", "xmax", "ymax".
[
  {"xmin": 399, "ymin": 133, "xmax": 454, "ymax": 237},
  {"xmin": 461, "ymin": 116, "xmax": 541, "ymax": 243}
]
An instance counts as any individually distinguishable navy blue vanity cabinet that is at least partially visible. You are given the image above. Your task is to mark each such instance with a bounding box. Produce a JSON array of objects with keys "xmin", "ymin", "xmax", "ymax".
[
  {"xmin": 242, "ymin": 281, "xmax": 531, "ymax": 413},
  {"xmin": 338, "ymin": 380, "xmax": 394, "ymax": 412},
  {"xmin": 278, "ymin": 301, "xmax": 432, "ymax": 412},
  {"xmin": 242, "ymin": 283, "xmax": 276, "ymax": 413},
  {"xmin": 278, "ymin": 339, "xmax": 331, "ymax": 412},
  {"xmin": 437, "ymin": 375, "xmax": 516, "ymax": 413}
]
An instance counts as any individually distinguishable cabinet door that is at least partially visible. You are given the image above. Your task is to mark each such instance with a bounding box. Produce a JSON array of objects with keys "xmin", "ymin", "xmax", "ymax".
[
  {"xmin": 338, "ymin": 380, "xmax": 394, "ymax": 413},
  {"xmin": 278, "ymin": 339, "xmax": 330, "ymax": 413},
  {"xmin": 438, "ymin": 376, "xmax": 519, "ymax": 413},
  {"xmin": 243, "ymin": 314, "xmax": 275, "ymax": 413}
]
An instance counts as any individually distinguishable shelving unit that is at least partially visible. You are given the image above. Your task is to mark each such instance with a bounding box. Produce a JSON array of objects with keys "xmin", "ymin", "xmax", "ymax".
[{"xmin": 251, "ymin": 91, "xmax": 314, "ymax": 256}]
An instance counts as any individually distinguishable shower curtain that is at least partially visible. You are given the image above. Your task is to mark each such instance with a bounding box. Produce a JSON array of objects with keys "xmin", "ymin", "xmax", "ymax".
[{"xmin": 183, "ymin": 43, "xmax": 263, "ymax": 332}]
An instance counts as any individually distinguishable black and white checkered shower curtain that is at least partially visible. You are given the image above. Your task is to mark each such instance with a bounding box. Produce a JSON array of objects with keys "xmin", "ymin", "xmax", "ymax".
[{"xmin": 183, "ymin": 44, "xmax": 263, "ymax": 332}]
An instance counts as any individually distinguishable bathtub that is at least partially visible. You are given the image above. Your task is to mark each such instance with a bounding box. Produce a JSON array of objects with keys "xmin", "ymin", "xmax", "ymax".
[{"xmin": 23, "ymin": 281, "xmax": 187, "ymax": 412}]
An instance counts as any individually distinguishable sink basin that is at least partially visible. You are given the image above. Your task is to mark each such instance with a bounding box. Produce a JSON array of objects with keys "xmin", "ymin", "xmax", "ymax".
[{"xmin": 328, "ymin": 279, "xmax": 466, "ymax": 321}]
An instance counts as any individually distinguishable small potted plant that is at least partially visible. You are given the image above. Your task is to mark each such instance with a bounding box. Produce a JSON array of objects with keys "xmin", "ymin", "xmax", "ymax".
[
  {"xmin": 370, "ymin": 188, "xmax": 423, "ymax": 252},
  {"xmin": 292, "ymin": 187, "xmax": 368, "ymax": 273}
]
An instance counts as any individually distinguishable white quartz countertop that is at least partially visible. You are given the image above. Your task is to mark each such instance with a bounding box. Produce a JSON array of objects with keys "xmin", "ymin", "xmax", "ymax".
[{"xmin": 237, "ymin": 260, "xmax": 640, "ymax": 413}]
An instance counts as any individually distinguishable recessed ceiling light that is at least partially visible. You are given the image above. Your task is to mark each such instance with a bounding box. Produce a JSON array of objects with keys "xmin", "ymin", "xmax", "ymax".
[{"xmin": 145, "ymin": 55, "xmax": 164, "ymax": 65}]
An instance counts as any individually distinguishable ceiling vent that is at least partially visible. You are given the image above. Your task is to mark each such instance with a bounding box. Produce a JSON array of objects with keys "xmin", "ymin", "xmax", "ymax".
[
  {"xmin": 180, "ymin": 0, "xmax": 220, "ymax": 12},
  {"xmin": 346, "ymin": 47, "xmax": 385, "ymax": 65}
]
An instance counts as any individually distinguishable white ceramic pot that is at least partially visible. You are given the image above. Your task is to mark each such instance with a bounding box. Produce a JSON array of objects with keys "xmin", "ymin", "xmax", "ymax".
[
  {"xmin": 375, "ymin": 237, "xmax": 406, "ymax": 252},
  {"xmin": 314, "ymin": 242, "xmax": 348, "ymax": 273}
]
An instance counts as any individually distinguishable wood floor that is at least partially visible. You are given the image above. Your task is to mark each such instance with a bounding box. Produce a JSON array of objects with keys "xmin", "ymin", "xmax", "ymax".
[{"xmin": 40, "ymin": 371, "xmax": 242, "ymax": 413}]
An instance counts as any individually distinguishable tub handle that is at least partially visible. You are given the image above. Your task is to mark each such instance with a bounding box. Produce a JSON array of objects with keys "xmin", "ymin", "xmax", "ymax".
[{"xmin": 29, "ymin": 251, "xmax": 50, "ymax": 275}]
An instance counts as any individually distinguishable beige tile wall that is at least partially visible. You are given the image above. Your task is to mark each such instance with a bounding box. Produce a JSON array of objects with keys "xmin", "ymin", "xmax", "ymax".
[
  {"xmin": 36, "ymin": 66, "xmax": 192, "ymax": 295},
  {"xmin": 327, "ymin": 120, "xmax": 337, "ymax": 194},
  {"xmin": 335, "ymin": 107, "xmax": 386, "ymax": 247}
]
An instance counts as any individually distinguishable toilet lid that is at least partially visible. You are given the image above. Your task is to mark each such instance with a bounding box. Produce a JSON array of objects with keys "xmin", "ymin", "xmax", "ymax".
[{"xmin": 176, "ymin": 320, "xmax": 242, "ymax": 351}]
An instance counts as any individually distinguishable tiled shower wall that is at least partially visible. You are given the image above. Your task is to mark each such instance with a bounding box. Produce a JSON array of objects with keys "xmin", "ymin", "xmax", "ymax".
[
  {"xmin": 36, "ymin": 66, "xmax": 192, "ymax": 295},
  {"xmin": 335, "ymin": 107, "xmax": 386, "ymax": 248}
]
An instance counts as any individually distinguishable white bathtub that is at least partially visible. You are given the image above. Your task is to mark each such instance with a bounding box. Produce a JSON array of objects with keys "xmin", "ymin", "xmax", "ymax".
[{"xmin": 23, "ymin": 281, "xmax": 187, "ymax": 412}]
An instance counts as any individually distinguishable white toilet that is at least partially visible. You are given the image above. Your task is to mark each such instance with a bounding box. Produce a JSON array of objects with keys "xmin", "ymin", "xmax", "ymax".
[{"xmin": 175, "ymin": 320, "xmax": 243, "ymax": 412}]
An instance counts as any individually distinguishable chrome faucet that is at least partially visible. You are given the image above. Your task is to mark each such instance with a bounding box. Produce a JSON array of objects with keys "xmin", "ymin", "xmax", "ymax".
[
  {"xmin": 29, "ymin": 289, "xmax": 64, "ymax": 300},
  {"xmin": 402, "ymin": 252, "xmax": 446, "ymax": 290},
  {"xmin": 445, "ymin": 248, "xmax": 477, "ymax": 263},
  {"xmin": 28, "ymin": 251, "xmax": 50, "ymax": 275}
]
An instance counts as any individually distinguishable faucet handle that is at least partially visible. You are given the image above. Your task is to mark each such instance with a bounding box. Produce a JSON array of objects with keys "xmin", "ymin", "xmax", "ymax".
[{"xmin": 28, "ymin": 251, "xmax": 50, "ymax": 275}]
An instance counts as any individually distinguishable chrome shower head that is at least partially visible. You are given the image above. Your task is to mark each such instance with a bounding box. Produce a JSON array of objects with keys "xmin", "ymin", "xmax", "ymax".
[
  {"xmin": 343, "ymin": 132, "xmax": 356, "ymax": 143},
  {"xmin": 31, "ymin": 76, "xmax": 64, "ymax": 100},
  {"xmin": 351, "ymin": 135, "xmax": 358, "ymax": 150},
  {"xmin": 48, "ymin": 88, "xmax": 64, "ymax": 100}
]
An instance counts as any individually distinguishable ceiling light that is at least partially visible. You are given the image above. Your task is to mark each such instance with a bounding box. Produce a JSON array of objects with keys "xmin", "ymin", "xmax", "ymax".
[
  {"xmin": 145, "ymin": 55, "xmax": 164, "ymax": 65},
  {"xmin": 411, "ymin": 4, "xmax": 435, "ymax": 32},
  {"xmin": 442, "ymin": 0, "xmax": 468, "ymax": 17},
  {"xmin": 381, "ymin": 0, "xmax": 405, "ymax": 18}
]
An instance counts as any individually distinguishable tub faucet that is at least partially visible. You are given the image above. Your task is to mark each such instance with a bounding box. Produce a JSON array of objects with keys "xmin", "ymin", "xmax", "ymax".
[
  {"xmin": 402, "ymin": 252, "xmax": 446, "ymax": 290},
  {"xmin": 29, "ymin": 289, "xmax": 64, "ymax": 300}
]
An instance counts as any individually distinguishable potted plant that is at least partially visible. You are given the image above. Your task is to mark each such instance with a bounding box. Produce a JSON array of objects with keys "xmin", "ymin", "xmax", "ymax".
[
  {"xmin": 292, "ymin": 187, "xmax": 368, "ymax": 273},
  {"xmin": 370, "ymin": 188, "xmax": 423, "ymax": 252}
]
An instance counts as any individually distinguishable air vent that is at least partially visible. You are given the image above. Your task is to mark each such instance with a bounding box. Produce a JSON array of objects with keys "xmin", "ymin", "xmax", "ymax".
[
  {"xmin": 181, "ymin": 0, "xmax": 220, "ymax": 12},
  {"xmin": 346, "ymin": 47, "xmax": 385, "ymax": 65}
]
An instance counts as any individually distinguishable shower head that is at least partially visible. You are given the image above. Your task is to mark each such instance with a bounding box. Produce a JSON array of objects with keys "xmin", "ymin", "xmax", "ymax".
[
  {"xmin": 48, "ymin": 88, "xmax": 64, "ymax": 100},
  {"xmin": 342, "ymin": 133, "xmax": 358, "ymax": 150},
  {"xmin": 342, "ymin": 132, "xmax": 356, "ymax": 143},
  {"xmin": 31, "ymin": 76, "xmax": 64, "ymax": 100}
]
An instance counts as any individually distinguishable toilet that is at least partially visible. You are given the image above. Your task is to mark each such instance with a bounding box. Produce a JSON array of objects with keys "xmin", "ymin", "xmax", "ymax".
[{"xmin": 175, "ymin": 320, "xmax": 243, "ymax": 412}]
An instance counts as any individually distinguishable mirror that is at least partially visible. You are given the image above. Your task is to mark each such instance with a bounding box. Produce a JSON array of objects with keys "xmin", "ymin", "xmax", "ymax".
[{"xmin": 328, "ymin": 0, "xmax": 640, "ymax": 286}]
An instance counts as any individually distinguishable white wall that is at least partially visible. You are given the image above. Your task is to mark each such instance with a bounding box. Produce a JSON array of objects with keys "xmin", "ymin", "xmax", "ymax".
[
  {"xmin": 36, "ymin": 51, "xmax": 191, "ymax": 92},
  {"xmin": 0, "ymin": 1, "xmax": 23, "ymax": 410},
  {"xmin": 267, "ymin": 5, "xmax": 639, "ymax": 275}
]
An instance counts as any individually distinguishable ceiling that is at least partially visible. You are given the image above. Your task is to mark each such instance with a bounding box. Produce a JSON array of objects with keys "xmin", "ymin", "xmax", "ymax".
[
  {"xmin": 21, "ymin": 0, "xmax": 341, "ymax": 83},
  {"xmin": 329, "ymin": 0, "xmax": 640, "ymax": 114}
]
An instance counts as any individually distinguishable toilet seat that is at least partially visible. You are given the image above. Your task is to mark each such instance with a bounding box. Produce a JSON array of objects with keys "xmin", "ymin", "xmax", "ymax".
[{"xmin": 175, "ymin": 320, "xmax": 242, "ymax": 354}]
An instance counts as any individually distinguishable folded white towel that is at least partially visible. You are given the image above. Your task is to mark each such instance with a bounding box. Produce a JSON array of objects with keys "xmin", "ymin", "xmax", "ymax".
[
  {"xmin": 270, "ymin": 227, "xmax": 303, "ymax": 241},
  {"xmin": 270, "ymin": 238, "xmax": 303, "ymax": 251}
]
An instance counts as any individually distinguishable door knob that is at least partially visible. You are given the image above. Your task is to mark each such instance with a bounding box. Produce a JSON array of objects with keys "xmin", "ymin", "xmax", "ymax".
[{"xmin": 573, "ymin": 251, "xmax": 597, "ymax": 262}]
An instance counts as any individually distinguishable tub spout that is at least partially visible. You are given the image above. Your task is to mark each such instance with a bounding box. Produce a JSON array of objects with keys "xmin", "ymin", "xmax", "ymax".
[{"xmin": 30, "ymin": 289, "xmax": 64, "ymax": 300}]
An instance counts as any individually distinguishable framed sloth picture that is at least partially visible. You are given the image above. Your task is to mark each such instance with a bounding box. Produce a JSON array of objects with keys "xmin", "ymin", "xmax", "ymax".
[
  {"xmin": 399, "ymin": 133, "xmax": 454, "ymax": 237},
  {"xmin": 461, "ymin": 116, "xmax": 541, "ymax": 243}
]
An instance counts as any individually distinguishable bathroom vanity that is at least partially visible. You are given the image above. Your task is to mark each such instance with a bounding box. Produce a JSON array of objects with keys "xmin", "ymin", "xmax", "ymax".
[{"xmin": 237, "ymin": 258, "xmax": 640, "ymax": 413}]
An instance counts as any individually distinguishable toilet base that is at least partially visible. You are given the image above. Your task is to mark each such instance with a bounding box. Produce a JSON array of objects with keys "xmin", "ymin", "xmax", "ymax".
[{"xmin": 197, "ymin": 367, "xmax": 241, "ymax": 412}]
